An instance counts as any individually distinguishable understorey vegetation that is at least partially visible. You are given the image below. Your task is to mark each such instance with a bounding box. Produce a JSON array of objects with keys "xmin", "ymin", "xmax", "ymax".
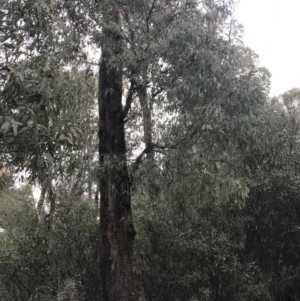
[{"xmin": 0, "ymin": 0, "xmax": 300, "ymax": 300}]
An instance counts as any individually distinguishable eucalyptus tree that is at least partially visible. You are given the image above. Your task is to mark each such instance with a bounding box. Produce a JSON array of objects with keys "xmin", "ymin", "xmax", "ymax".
[
  {"xmin": 0, "ymin": 0, "xmax": 270, "ymax": 300},
  {"xmin": 239, "ymin": 89, "xmax": 300, "ymax": 300},
  {"xmin": 0, "ymin": 56, "xmax": 97, "ymax": 217}
]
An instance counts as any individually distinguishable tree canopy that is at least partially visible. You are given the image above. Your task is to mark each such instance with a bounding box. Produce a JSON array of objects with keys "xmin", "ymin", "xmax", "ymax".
[{"xmin": 0, "ymin": 0, "xmax": 300, "ymax": 301}]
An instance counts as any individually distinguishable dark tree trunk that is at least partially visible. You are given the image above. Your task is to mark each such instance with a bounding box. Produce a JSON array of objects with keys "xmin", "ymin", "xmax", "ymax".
[{"xmin": 98, "ymin": 6, "xmax": 145, "ymax": 301}]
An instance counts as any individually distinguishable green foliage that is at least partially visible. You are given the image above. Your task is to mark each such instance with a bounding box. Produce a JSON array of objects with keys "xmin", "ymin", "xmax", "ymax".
[
  {"xmin": 241, "ymin": 94, "xmax": 300, "ymax": 300},
  {"xmin": 0, "ymin": 58, "xmax": 96, "ymax": 174},
  {"xmin": 1, "ymin": 0, "xmax": 300, "ymax": 300},
  {"xmin": 0, "ymin": 197, "xmax": 101, "ymax": 301},
  {"xmin": 133, "ymin": 130, "xmax": 270, "ymax": 300}
]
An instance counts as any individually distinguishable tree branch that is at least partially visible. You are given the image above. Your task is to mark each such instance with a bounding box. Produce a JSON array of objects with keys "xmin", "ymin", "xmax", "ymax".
[
  {"xmin": 152, "ymin": 87, "xmax": 164, "ymax": 98},
  {"xmin": 146, "ymin": 0, "xmax": 157, "ymax": 33},
  {"xmin": 151, "ymin": 143, "xmax": 179, "ymax": 150},
  {"xmin": 130, "ymin": 144, "xmax": 154, "ymax": 176},
  {"xmin": 120, "ymin": 80, "xmax": 135, "ymax": 119}
]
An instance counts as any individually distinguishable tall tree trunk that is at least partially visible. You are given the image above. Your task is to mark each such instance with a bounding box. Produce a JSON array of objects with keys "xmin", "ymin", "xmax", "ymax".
[
  {"xmin": 98, "ymin": 5, "xmax": 145, "ymax": 301},
  {"xmin": 37, "ymin": 185, "xmax": 46, "ymax": 218},
  {"xmin": 138, "ymin": 85, "xmax": 154, "ymax": 160},
  {"xmin": 138, "ymin": 85, "xmax": 160, "ymax": 198}
]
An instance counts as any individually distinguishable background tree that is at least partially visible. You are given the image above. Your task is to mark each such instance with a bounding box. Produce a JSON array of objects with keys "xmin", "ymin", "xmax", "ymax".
[
  {"xmin": 0, "ymin": 194, "xmax": 101, "ymax": 301},
  {"xmin": 241, "ymin": 89, "xmax": 300, "ymax": 301}
]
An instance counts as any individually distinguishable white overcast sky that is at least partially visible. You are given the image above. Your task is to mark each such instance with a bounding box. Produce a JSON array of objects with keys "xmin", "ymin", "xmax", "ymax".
[{"xmin": 234, "ymin": 0, "xmax": 300, "ymax": 96}]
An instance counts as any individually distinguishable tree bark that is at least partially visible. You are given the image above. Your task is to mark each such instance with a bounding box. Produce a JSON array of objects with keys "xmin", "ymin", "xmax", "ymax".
[
  {"xmin": 98, "ymin": 5, "xmax": 145, "ymax": 301},
  {"xmin": 138, "ymin": 84, "xmax": 160, "ymax": 198},
  {"xmin": 37, "ymin": 185, "xmax": 46, "ymax": 218},
  {"xmin": 138, "ymin": 85, "xmax": 154, "ymax": 160}
]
